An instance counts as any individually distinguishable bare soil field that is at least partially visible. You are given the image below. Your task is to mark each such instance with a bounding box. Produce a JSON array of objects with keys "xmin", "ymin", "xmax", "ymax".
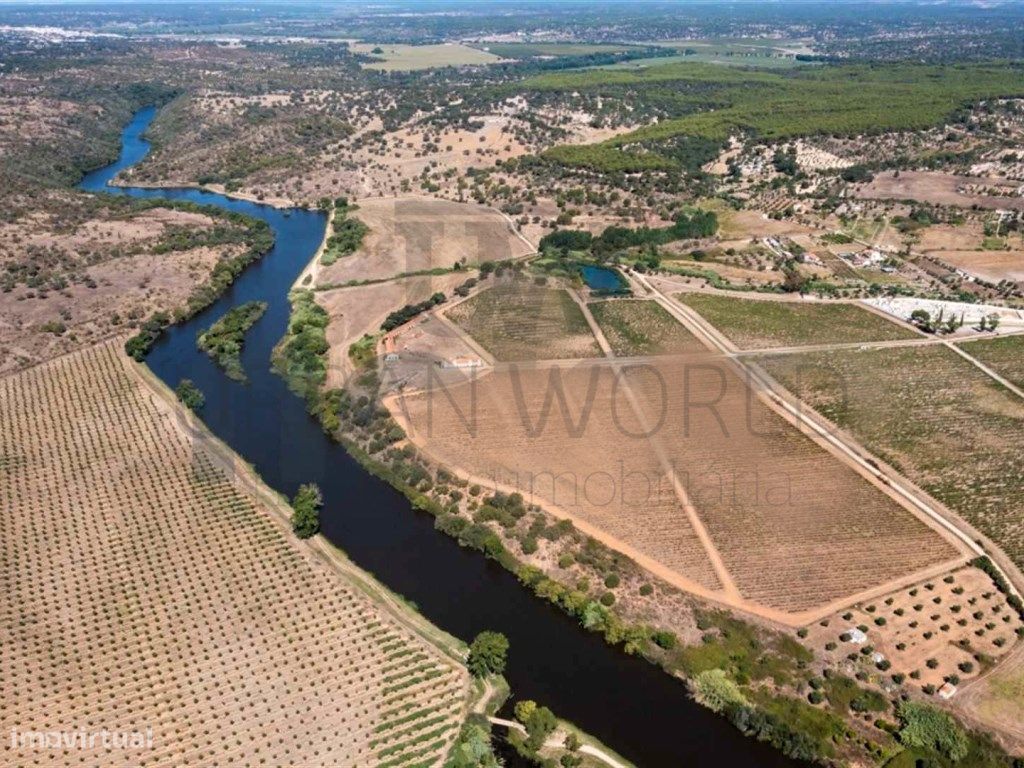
[
  {"xmin": 317, "ymin": 271, "xmax": 471, "ymax": 388},
  {"xmin": 0, "ymin": 197, "xmax": 249, "ymax": 374},
  {"xmin": 446, "ymin": 282, "xmax": 602, "ymax": 361},
  {"xmin": 676, "ymin": 292, "xmax": 917, "ymax": 349},
  {"xmin": 805, "ymin": 565, "xmax": 1023, "ymax": 695},
  {"xmin": 393, "ymin": 354, "xmax": 965, "ymax": 620},
  {"xmin": 937, "ymin": 251, "xmax": 1024, "ymax": 283},
  {"xmin": 588, "ymin": 299, "xmax": 709, "ymax": 357},
  {"xmin": 915, "ymin": 221, "xmax": 1024, "ymax": 283},
  {"xmin": 0, "ymin": 341, "xmax": 468, "ymax": 767},
  {"xmin": 855, "ymin": 171, "xmax": 1024, "ymax": 211},
  {"xmin": 316, "ymin": 197, "xmax": 533, "ymax": 288},
  {"xmin": 762, "ymin": 345, "xmax": 1024, "ymax": 573}
]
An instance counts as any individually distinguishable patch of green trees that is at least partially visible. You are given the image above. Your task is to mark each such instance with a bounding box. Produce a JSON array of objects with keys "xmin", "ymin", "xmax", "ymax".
[
  {"xmin": 290, "ymin": 482, "xmax": 323, "ymax": 539},
  {"xmin": 196, "ymin": 301, "xmax": 267, "ymax": 381},
  {"xmin": 174, "ymin": 378, "xmax": 204, "ymax": 410}
]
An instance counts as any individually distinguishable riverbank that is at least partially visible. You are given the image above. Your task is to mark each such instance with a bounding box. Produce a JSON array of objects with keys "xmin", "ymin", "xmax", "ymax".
[{"xmin": 109, "ymin": 178, "xmax": 298, "ymax": 209}]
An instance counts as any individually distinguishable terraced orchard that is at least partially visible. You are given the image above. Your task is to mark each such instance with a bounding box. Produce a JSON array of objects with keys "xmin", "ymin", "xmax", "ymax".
[
  {"xmin": 676, "ymin": 293, "xmax": 916, "ymax": 349},
  {"xmin": 589, "ymin": 299, "xmax": 709, "ymax": 357},
  {"xmin": 0, "ymin": 341, "xmax": 468, "ymax": 768},
  {"xmin": 446, "ymin": 282, "xmax": 601, "ymax": 361},
  {"xmin": 763, "ymin": 345, "xmax": 1024, "ymax": 572}
]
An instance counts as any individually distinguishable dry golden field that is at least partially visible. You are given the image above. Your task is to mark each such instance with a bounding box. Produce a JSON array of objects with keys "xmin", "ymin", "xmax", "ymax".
[
  {"xmin": 0, "ymin": 341, "xmax": 468, "ymax": 767},
  {"xmin": 393, "ymin": 354, "xmax": 965, "ymax": 620},
  {"xmin": 315, "ymin": 197, "xmax": 533, "ymax": 288},
  {"xmin": 445, "ymin": 283, "xmax": 601, "ymax": 361}
]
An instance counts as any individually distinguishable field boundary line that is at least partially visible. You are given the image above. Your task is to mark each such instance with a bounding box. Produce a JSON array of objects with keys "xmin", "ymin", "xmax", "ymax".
[
  {"xmin": 731, "ymin": 335, "xmax": 946, "ymax": 357},
  {"xmin": 575, "ymin": 291, "xmax": 740, "ymax": 598},
  {"xmin": 945, "ymin": 340, "xmax": 1024, "ymax": 401}
]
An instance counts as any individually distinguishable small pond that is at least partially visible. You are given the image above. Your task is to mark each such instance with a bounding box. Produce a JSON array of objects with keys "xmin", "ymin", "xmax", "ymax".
[{"xmin": 581, "ymin": 264, "xmax": 627, "ymax": 292}]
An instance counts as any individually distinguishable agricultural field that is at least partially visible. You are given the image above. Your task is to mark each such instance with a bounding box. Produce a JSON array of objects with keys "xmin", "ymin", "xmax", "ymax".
[
  {"xmin": 676, "ymin": 293, "xmax": 917, "ymax": 350},
  {"xmin": 446, "ymin": 282, "xmax": 602, "ymax": 361},
  {"xmin": 315, "ymin": 197, "xmax": 533, "ymax": 288},
  {"xmin": 394, "ymin": 354, "xmax": 965, "ymax": 620},
  {"xmin": 0, "ymin": 341, "xmax": 468, "ymax": 767},
  {"xmin": 481, "ymin": 42, "xmax": 639, "ymax": 58},
  {"xmin": 348, "ymin": 42, "xmax": 504, "ymax": 71},
  {"xmin": 856, "ymin": 171, "xmax": 1024, "ymax": 212},
  {"xmin": 588, "ymin": 299, "xmax": 708, "ymax": 357},
  {"xmin": 762, "ymin": 345, "xmax": 1024, "ymax": 573},
  {"xmin": 959, "ymin": 335, "xmax": 1024, "ymax": 390}
]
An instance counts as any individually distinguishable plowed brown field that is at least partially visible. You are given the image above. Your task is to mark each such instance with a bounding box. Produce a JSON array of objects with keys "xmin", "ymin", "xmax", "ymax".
[{"xmin": 393, "ymin": 355, "xmax": 966, "ymax": 620}]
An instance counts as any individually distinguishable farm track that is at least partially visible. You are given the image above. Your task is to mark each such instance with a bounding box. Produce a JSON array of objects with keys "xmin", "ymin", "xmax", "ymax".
[{"xmin": 573, "ymin": 292, "xmax": 741, "ymax": 599}]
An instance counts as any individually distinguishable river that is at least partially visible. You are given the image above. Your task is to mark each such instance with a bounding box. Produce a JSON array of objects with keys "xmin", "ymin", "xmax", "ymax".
[{"xmin": 79, "ymin": 105, "xmax": 803, "ymax": 768}]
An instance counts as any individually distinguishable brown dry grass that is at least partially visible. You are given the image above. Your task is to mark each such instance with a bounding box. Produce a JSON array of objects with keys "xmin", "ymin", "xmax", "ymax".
[
  {"xmin": 316, "ymin": 197, "xmax": 532, "ymax": 288},
  {"xmin": 856, "ymin": 171, "xmax": 1024, "ymax": 211},
  {"xmin": 0, "ymin": 341, "xmax": 467, "ymax": 767},
  {"xmin": 0, "ymin": 198, "xmax": 246, "ymax": 373}
]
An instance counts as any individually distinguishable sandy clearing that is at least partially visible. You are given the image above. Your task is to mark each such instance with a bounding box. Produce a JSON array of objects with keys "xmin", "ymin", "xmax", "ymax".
[{"xmin": 934, "ymin": 250, "xmax": 1024, "ymax": 283}]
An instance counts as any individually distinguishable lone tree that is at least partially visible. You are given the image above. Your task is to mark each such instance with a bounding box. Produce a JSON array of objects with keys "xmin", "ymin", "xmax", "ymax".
[
  {"xmin": 467, "ymin": 630, "xmax": 509, "ymax": 678},
  {"xmin": 290, "ymin": 483, "xmax": 323, "ymax": 539}
]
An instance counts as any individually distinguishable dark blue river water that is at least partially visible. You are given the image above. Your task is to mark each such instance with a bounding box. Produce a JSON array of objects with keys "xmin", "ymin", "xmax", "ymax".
[{"xmin": 79, "ymin": 106, "xmax": 802, "ymax": 768}]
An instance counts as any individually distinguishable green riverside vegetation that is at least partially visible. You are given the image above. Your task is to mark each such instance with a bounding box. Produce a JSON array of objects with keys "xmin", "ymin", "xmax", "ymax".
[
  {"xmin": 290, "ymin": 482, "xmax": 323, "ymax": 539},
  {"xmin": 271, "ymin": 289, "xmax": 330, "ymax": 402},
  {"xmin": 196, "ymin": 301, "xmax": 268, "ymax": 381},
  {"xmin": 125, "ymin": 202, "xmax": 274, "ymax": 360},
  {"xmin": 174, "ymin": 378, "xmax": 204, "ymax": 411},
  {"xmin": 321, "ymin": 201, "xmax": 369, "ymax": 266}
]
